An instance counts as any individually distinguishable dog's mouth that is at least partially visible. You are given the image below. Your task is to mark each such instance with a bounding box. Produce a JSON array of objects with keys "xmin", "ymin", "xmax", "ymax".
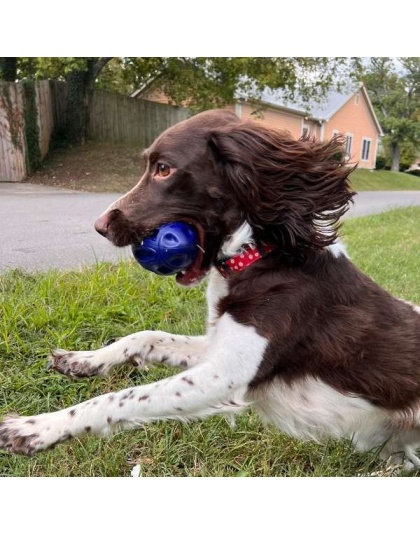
[{"xmin": 175, "ymin": 221, "xmax": 210, "ymax": 287}]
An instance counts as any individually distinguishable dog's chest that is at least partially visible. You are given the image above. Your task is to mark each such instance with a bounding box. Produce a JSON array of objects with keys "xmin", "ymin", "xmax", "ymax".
[{"xmin": 206, "ymin": 269, "xmax": 230, "ymax": 330}]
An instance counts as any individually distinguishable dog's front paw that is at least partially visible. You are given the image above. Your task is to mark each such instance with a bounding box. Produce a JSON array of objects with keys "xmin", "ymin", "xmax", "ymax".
[
  {"xmin": 0, "ymin": 413, "xmax": 66, "ymax": 455},
  {"xmin": 48, "ymin": 347, "xmax": 144, "ymax": 379},
  {"xmin": 48, "ymin": 349, "xmax": 109, "ymax": 378}
]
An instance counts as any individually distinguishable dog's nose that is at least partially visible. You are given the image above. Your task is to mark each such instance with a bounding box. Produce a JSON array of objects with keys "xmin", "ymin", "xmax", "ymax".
[{"xmin": 94, "ymin": 213, "xmax": 111, "ymax": 237}]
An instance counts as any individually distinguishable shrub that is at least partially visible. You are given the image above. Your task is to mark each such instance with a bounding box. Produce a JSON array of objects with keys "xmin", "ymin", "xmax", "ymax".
[{"xmin": 375, "ymin": 155, "xmax": 387, "ymax": 169}]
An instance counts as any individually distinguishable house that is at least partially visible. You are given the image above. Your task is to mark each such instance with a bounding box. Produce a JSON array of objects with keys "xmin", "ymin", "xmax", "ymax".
[{"xmin": 132, "ymin": 82, "xmax": 383, "ymax": 169}]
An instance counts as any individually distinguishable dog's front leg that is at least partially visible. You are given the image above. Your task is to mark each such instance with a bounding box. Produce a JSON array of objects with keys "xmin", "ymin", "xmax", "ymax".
[
  {"xmin": 0, "ymin": 314, "xmax": 267, "ymax": 455},
  {"xmin": 49, "ymin": 332, "xmax": 208, "ymax": 378}
]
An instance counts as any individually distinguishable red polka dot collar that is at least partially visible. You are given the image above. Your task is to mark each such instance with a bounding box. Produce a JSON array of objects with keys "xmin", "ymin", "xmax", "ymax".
[{"xmin": 216, "ymin": 242, "xmax": 276, "ymax": 278}]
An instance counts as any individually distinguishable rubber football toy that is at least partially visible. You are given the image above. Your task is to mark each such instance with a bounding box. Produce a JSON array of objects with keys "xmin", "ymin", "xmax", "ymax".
[{"xmin": 132, "ymin": 222, "xmax": 199, "ymax": 276}]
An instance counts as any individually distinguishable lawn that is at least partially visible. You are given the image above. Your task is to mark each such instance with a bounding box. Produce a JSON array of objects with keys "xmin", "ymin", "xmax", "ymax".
[
  {"xmin": 0, "ymin": 207, "xmax": 419, "ymax": 477},
  {"xmin": 350, "ymin": 168, "xmax": 420, "ymax": 191}
]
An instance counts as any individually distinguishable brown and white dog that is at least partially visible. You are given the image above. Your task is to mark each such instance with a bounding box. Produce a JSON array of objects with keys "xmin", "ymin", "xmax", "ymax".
[{"xmin": 1, "ymin": 109, "xmax": 420, "ymax": 470}]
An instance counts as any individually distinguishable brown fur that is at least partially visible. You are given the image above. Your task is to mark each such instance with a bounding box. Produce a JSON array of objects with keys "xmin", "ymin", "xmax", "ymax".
[
  {"xmin": 218, "ymin": 251, "xmax": 420, "ymax": 411},
  {"xmin": 98, "ymin": 109, "xmax": 420, "ymax": 424}
]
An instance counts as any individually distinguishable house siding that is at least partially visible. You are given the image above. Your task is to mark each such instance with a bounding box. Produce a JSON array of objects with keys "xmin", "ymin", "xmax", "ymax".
[
  {"xmin": 137, "ymin": 87, "xmax": 173, "ymax": 105},
  {"xmin": 324, "ymin": 91, "xmax": 379, "ymax": 169},
  {"xmin": 231, "ymin": 103, "xmax": 321, "ymax": 140}
]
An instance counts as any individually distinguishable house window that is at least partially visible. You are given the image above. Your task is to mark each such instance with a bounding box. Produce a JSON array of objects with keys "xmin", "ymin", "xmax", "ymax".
[
  {"xmin": 345, "ymin": 134, "xmax": 353, "ymax": 158},
  {"xmin": 302, "ymin": 123, "xmax": 311, "ymax": 138},
  {"xmin": 354, "ymin": 93, "xmax": 360, "ymax": 105},
  {"xmin": 361, "ymin": 138, "xmax": 371, "ymax": 161}
]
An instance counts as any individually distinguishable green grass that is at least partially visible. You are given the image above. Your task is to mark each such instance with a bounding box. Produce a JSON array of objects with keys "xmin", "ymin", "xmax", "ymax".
[
  {"xmin": 1, "ymin": 207, "xmax": 420, "ymax": 477},
  {"xmin": 350, "ymin": 168, "xmax": 420, "ymax": 191}
]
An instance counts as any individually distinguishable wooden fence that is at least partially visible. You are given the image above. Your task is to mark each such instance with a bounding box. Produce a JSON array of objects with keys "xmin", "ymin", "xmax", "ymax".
[
  {"xmin": 0, "ymin": 80, "xmax": 67, "ymax": 182},
  {"xmin": 0, "ymin": 82, "xmax": 189, "ymax": 182},
  {"xmin": 0, "ymin": 82, "xmax": 27, "ymax": 181},
  {"xmin": 89, "ymin": 90, "xmax": 190, "ymax": 146},
  {"xmin": 36, "ymin": 80, "xmax": 67, "ymax": 159}
]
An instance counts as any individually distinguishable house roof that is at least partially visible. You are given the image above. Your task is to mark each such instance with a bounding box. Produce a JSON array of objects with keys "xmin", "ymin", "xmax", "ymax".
[{"xmin": 244, "ymin": 82, "xmax": 383, "ymax": 135}]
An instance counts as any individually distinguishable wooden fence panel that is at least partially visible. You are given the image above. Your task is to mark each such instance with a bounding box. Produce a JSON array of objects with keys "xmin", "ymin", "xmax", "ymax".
[
  {"xmin": 0, "ymin": 82, "xmax": 26, "ymax": 182},
  {"xmin": 36, "ymin": 80, "xmax": 54, "ymax": 159},
  {"xmin": 36, "ymin": 81, "xmax": 67, "ymax": 158},
  {"xmin": 89, "ymin": 90, "xmax": 190, "ymax": 146}
]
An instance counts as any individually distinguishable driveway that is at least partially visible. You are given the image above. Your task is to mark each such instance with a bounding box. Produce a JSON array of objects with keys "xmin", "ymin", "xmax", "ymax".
[{"xmin": 1, "ymin": 183, "xmax": 420, "ymax": 272}]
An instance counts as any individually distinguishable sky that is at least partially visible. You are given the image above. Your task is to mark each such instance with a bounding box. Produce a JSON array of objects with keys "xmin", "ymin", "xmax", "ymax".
[{"xmin": 3, "ymin": 2, "xmax": 416, "ymax": 58}]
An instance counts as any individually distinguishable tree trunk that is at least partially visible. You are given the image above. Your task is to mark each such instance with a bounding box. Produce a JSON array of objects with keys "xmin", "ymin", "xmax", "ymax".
[
  {"xmin": 65, "ymin": 69, "xmax": 91, "ymax": 144},
  {"xmin": 0, "ymin": 57, "xmax": 17, "ymax": 81},
  {"xmin": 65, "ymin": 58, "xmax": 111, "ymax": 145},
  {"xmin": 390, "ymin": 142, "xmax": 400, "ymax": 172}
]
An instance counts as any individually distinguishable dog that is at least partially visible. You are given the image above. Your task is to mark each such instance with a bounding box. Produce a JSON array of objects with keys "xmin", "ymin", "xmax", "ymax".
[{"xmin": 1, "ymin": 109, "xmax": 420, "ymax": 471}]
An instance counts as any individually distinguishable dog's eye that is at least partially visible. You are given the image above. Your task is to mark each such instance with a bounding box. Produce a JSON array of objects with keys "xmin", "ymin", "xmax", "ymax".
[{"xmin": 155, "ymin": 163, "xmax": 171, "ymax": 179}]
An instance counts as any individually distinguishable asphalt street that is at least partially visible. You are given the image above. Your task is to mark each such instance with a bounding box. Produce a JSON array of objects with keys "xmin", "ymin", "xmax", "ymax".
[
  {"xmin": 1, "ymin": 182, "xmax": 420, "ymax": 272},
  {"xmin": 0, "ymin": 183, "xmax": 131, "ymax": 272}
]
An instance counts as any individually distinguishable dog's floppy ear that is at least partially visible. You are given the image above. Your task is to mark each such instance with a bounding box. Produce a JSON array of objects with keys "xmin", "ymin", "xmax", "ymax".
[{"xmin": 209, "ymin": 121, "xmax": 355, "ymax": 254}]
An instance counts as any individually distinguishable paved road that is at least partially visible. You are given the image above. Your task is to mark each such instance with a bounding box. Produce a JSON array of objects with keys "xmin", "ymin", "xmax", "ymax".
[
  {"xmin": 1, "ymin": 183, "xmax": 420, "ymax": 272},
  {"xmin": 345, "ymin": 190, "xmax": 420, "ymax": 218},
  {"xmin": 0, "ymin": 183, "xmax": 130, "ymax": 272}
]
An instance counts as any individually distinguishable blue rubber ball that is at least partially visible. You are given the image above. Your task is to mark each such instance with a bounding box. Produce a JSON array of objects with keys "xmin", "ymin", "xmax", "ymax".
[{"xmin": 132, "ymin": 222, "xmax": 199, "ymax": 276}]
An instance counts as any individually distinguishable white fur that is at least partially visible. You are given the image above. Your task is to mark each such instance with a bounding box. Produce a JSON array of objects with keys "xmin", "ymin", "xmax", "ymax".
[
  {"xmin": 220, "ymin": 221, "xmax": 254, "ymax": 257},
  {"xmin": 249, "ymin": 377, "xmax": 388, "ymax": 446},
  {"xmin": 248, "ymin": 376, "xmax": 420, "ymax": 468},
  {"xmin": 206, "ymin": 268, "xmax": 229, "ymax": 330},
  {"xmin": 328, "ymin": 240, "xmax": 349, "ymax": 258}
]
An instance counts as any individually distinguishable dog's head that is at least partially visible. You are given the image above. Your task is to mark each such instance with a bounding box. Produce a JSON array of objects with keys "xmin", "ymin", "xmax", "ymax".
[{"xmin": 95, "ymin": 109, "xmax": 355, "ymax": 285}]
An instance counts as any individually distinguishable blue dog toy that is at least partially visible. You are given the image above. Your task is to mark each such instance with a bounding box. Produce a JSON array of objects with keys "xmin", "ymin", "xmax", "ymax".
[{"xmin": 132, "ymin": 222, "xmax": 199, "ymax": 276}]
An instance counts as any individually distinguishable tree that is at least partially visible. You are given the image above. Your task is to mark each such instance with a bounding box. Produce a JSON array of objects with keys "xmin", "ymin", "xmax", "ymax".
[
  {"xmin": 0, "ymin": 57, "xmax": 17, "ymax": 81},
  {"xmin": 363, "ymin": 57, "xmax": 420, "ymax": 171},
  {"xmin": 109, "ymin": 57, "xmax": 360, "ymax": 112},
  {"xmin": 15, "ymin": 57, "xmax": 360, "ymax": 145}
]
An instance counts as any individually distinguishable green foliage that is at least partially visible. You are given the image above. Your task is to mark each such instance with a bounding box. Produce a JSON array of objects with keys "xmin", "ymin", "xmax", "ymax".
[
  {"xmin": 0, "ymin": 82, "xmax": 23, "ymax": 150},
  {"xmin": 0, "ymin": 57, "xmax": 17, "ymax": 81},
  {"xmin": 17, "ymin": 57, "xmax": 92, "ymax": 80},
  {"xmin": 362, "ymin": 57, "xmax": 420, "ymax": 170},
  {"xmin": 407, "ymin": 169, "xmax": 420, "ymax": 177},
  {"xmin": 117, "ymin": 57, "xmax": 360, "ymax": 112},
  {"xmin": 22, "ymin": 80, "xmax": 41, "ymax": 173},
  {"xmin": 378, "ymin": 135, "xmax": 418, "ymax": 171},
  {"xmin": 375, "ymin": 154, "xmax": 386, "ymax": 169}
]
